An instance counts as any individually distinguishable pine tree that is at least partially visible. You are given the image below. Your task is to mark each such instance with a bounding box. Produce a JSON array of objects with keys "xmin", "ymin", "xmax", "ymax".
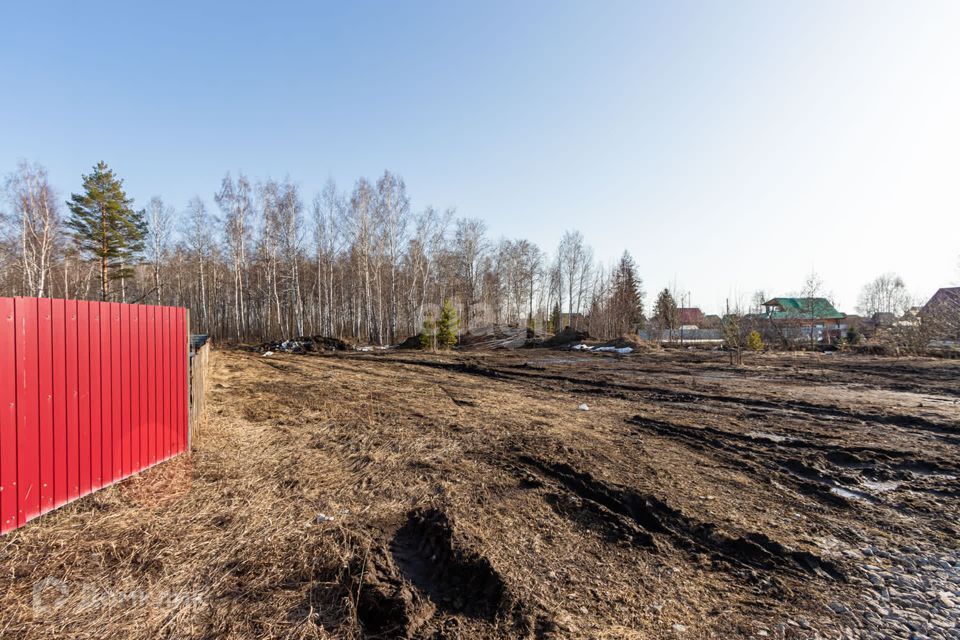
[
  {"xmin": 66, "ymin": 161, "xmax": 147, "ymax": 301},
  {"xmin": 435, "ymin": 300, "xmax": 459, "ymax": 349}
]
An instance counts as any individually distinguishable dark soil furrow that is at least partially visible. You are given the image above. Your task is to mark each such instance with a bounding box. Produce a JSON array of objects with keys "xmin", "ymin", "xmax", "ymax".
[{"xmin": 518, "ymin": 455, "xmax": 845, "ymax": 582}]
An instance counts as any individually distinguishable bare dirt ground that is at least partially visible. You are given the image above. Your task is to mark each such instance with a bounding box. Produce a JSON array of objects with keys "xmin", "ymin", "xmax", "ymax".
[{"xmin": 2, "ymin": 348, "xmax": 959, "ymax": 639}]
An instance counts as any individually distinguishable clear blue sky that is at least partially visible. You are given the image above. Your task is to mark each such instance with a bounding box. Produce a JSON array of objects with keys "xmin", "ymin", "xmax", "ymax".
[{"xmin": 2, "ymin": 1, "xmax": 958, "ymax": 313}]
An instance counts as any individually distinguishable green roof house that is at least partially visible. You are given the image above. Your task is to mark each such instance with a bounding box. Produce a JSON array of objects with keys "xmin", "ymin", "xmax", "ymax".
[
  {"xmin": 762, "ymin": 297, "xmax": 844, "ymax": 321},
  {"xmin": 762, "ymin": 297, "xmax": 846, "ymax": 344}
]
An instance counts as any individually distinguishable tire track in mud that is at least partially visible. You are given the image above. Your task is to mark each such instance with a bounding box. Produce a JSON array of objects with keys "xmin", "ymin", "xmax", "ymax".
[
  {"xmin": 627, "ymin": 416, "xmax": 959, "ymax": 473},
  {"xmin": 346, "ymin": 508, "xmax": 545, "ymax": 639},
  {"xmin": 514, "ymin": 454, "xmax": 844, "ymax": 585},
  {"xmin": 338, "ymin": 354, "xmax": 960, "ymax": 445},
  {"xmin": 627, "ymin": 416, "xmax": 960, "ymax": 522}
]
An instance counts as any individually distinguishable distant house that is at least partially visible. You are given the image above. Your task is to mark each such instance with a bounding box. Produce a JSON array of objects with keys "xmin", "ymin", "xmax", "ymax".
[
  {"xmin": 643, "ymin": 307, "xmax": 722, "ymax": 344},
  {"xmin": 920, "ymin": 288, "xmax": 960, "ymax": 341},
  {"xmin": 677, "ymin": 307, "xmax": 705, "ymax": 329},
  {"xmin": 701, "ymin": 314, "xmax": 722, "ymax": 330},
  {"xmin": 762, "ymin": 297, "xmax": 846, "ymax": 344}
]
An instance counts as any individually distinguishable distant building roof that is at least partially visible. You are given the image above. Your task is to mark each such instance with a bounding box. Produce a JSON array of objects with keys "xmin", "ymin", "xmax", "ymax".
[
  {"xmin": 921, "ymin": 287, "xmax": 960, "ymax": 315},
  {"xmin": 762, "ymin": 297, "xmax": 844, "ymax": 321},
  {"xmin": 677, "ymin": 308, "xmax": 705, "ymax": 325}
]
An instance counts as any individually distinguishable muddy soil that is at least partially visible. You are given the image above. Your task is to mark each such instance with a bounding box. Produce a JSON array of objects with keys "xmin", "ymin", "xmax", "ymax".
[{"xmin": 1, "ymin": 348, "xmax": 958, "ymax": 639}]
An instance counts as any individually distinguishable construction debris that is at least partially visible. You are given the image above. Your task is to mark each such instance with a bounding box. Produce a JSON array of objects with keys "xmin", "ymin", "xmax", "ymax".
[{"xmin": 256, "ymin": 335, "xmax": 355, "ymax": 354}]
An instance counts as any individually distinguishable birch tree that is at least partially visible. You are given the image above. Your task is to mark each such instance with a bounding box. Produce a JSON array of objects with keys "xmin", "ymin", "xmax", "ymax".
[
  {"xmin": 215, "ymin": 173, "xmax": 253, "ymax": 340},
  {"xmin": 454, "ymin": 218, "xmax": 487, "ymax": 331},
  {"xmin": 376, "ymin": 171, "xmax": 410, "ymax": 344},
  {"xmin": 557, "ymin": 230, "xmax": 590, "ymax": 329},
  {"xmin": 857, "ymin": 273, "xmax": 910, "ymax": 317},
  {"xmin": 184, "ymin": 197, "xmax": 215, "ymax": 332},
  {"xmin": 145, "ymin": 196, "xmax": 173, "ymax": 304},
  {"xmin": 346, "ymin": 178, "xmax": 377, "ymax": 342},
  {"xmin": 312, "ymin": 179, "xmax": 342, "ymax": 337},
  {"xmin": 4, "ymin": 161, "xmax": 60, "ymax": 297}
]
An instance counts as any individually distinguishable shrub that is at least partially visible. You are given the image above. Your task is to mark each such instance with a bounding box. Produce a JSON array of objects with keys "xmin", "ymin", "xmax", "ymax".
[{"xmin": 747, "ymin": 330, "xmax": 764, "ymax": 351}]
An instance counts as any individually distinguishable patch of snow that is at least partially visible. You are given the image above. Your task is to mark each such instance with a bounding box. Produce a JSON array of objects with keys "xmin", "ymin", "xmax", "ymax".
[
  {"xmin": 863, "ymin": 480, "xmax": 901, "ymax": 492},
  {"xmin": 829, "ymin": 486, "xmax": 872, "ymax": 502},
  {"xmin": 746, "ymin": 431, "xmax": 790, "ymax": 443},
  {"xmin": 593, "ymin": 346, "xmax": 633, "ymax": 354}
]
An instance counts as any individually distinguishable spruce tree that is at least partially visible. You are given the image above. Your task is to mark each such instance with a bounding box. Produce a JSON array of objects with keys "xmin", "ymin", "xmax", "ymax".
[
  {"xmin": 435, "ymin": 300, "xmax": 459, "ymax": 349},
  {"xmin": 610, "ymin": 251, "xmax": 645, "ymax": 335},
  {"xmin": 66, "ymin": 161, "xmax": 147, "ymax": 300},
  {"xmin": 419, "ymin": 311, "xmax": 437, "ymax": 350},
  {"xmin": 654, "ymin": 288, "xmax": 679, "ymax": 340},
  {"xmin": 550, "ymin": 302, "xmax": 562, "ymax": 334}
]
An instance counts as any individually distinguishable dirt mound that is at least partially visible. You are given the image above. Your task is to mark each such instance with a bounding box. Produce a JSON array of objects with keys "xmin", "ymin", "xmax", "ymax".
[
  {"xmin": 391, "ymin": 508, "xmax": 509, "ymax": 619},
  {"xmin": 301, "ymin": 335, "xmax": 354, "ymax": 351},
  {"xmin": 349, "ymin": 549, "xmax": 427, "ymax": 637},
  {"xmin": 458, "ymin": 325, "xmax": 529, "ymax": 351},
  {"xmin": 598, "ymin": 335, "xmax": 650, "ymax": 350},
  {"xmin": 398, "ymin": 325, "xmax": 533, "ymax": 351},
  {"xmin": 540, "ymin": 326, "xmax": 590, "ymax": 349},
  {"xmin": 396, "ymin": 334, "xmax": 422, "ymax": 350},
  {"xmin": 257, "ymin": 335, "xmax": 354, "ymax": 353},
  {"xmin": 348, "ymin": 508, "xmax": 528, "ymax": 638}
]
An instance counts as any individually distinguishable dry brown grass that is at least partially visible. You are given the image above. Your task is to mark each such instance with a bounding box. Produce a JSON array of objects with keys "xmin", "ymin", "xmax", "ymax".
[
  {"xmin": 2, "ymin": 347, "xmax": 957, "ymax": 638},
  {"xmin": 0, "ymin": 352, "xmax": 375, "ymax": 639}
]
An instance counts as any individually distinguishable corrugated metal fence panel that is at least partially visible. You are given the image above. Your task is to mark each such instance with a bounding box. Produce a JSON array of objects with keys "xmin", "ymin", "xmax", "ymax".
[
  {"xmin": 51, "ymin": 299, "xmax": 69, "ymax": 509},
  {"xmin": 69, "ymin": 300, "xmax": 83, "ymax": 499},
  {"xmin": 0, "ymin": 298, "xmax": 188, "ymax": 534},
  {"xmin": 0, "ymin": 299, "xmax": 17, "ymax": 533},
  {"xmin": 38, "ymin": 299, "xmax": 54, "ymax": 515},
  {"xmin": 17, "ymin": 297, "xmax": 40, "ymax": 526}
]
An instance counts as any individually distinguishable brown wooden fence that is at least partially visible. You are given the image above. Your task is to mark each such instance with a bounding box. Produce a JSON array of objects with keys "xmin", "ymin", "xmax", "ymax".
[{"xmin": 188, "ymin": 331, "xmax": 210, "ymax": 446}]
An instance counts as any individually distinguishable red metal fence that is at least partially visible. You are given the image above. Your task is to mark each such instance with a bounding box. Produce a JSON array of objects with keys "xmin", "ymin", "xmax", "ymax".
[{"xmin": 0, "ymin": 298, "xmax": 188, "ymax": 534}]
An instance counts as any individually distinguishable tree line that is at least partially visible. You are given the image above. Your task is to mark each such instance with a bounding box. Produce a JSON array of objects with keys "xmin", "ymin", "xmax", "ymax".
[
  {"xmin": 1, "ymin": 161, "xmax": 646, "ymax": 343},
  {"xmin": 4, "ymin": 160, "xmax": 953, "ymax": 346}
]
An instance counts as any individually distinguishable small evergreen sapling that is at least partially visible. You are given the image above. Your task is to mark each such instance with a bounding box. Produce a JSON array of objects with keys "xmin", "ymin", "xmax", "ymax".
[
  {"xmin": 435, "ymin": 301, "xmax": 459, "ymax": 349},
  {"xmin": 420, "ymin": 312, "xmax": 437, "ymax": 351}
]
